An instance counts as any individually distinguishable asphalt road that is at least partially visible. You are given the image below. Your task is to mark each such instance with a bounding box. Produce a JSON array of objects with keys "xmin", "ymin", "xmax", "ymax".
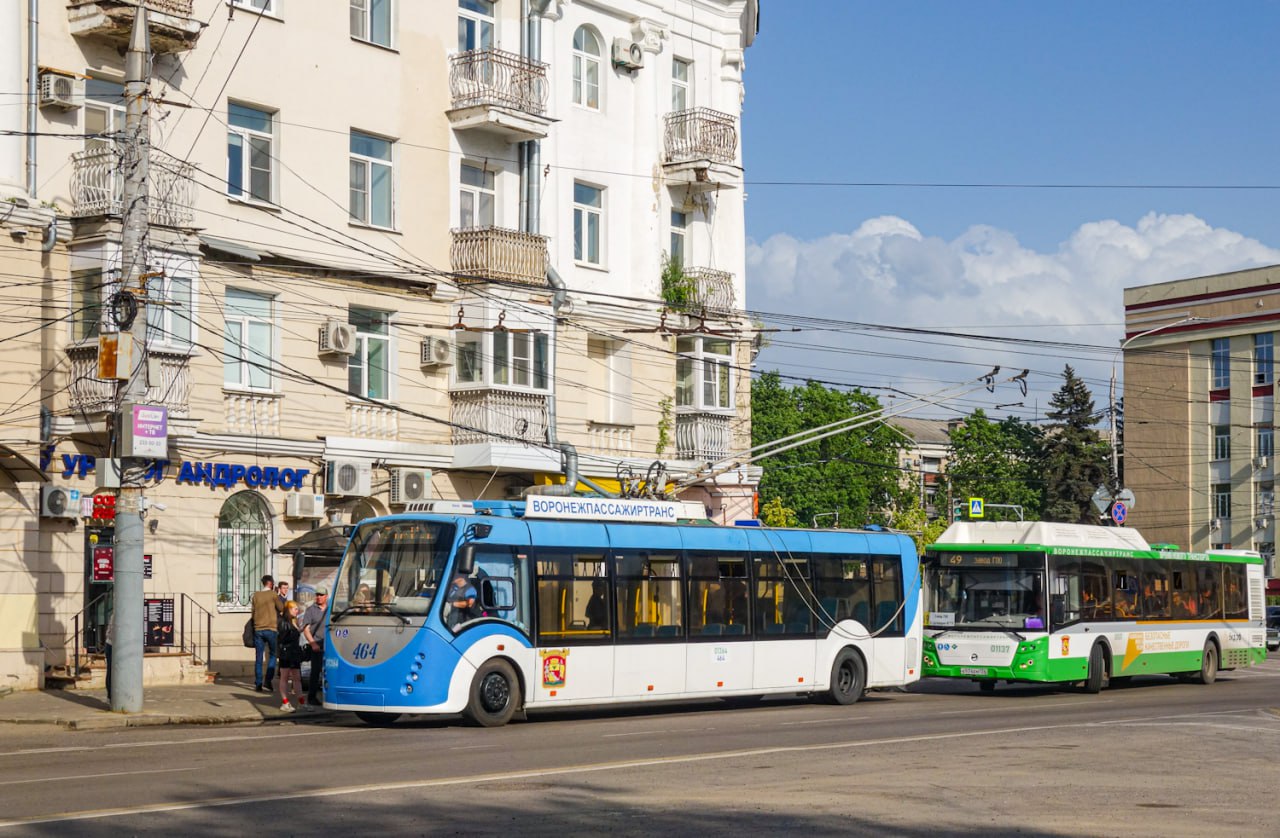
[{"xmin": 1, "ymin": 659, "xmax": 1278, "ymax": 836}]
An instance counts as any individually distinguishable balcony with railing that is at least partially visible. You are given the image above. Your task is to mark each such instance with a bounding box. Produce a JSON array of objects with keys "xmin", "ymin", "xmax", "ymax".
[
  {"xmin": 679, "ymin": 267, "xmax": 736, "ymax": 319},
  {"xmin": 67, "ymin": 343, "xmax": 192, "ymax": 417},
  {"xmin": 224, "ymin": 391, "xmax": 281, "ymax": 437},
  {"xmin": 67, "ymin": 1, "xmax": 202, "ymax": 53},
  {"xmin": 70, "ymin": 147, "xmax": 196, "ymax": 228},
  {"xmin": 675, "ymin": 411, "xmax": 732, "ymax": 463},
  {"xmin": 451, "ymin": 226, "xmax": 549, "ymax": 287},
  {"xmin": 348, "ymin": 402, "xmax": 399, "ymax": 441},
  {"xmin": 662, "ymin": 108, "xmax": 741, "ymax": 190},
  {"xmin": 586, "ymin": 422, "xmax": 635, "ymax": 457},
  {"xmin": 448, "ymin": 47, "xmax": 552, "ymax": 142},
  {"xmin": 451, "ymin": 389, "xmax": 549, "ymax": 447}
]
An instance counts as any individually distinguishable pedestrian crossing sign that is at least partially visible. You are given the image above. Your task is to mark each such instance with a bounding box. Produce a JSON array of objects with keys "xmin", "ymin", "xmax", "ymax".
[{"xmin": 968, "ymin": 498, "xmax": 984, "ymax": 519}]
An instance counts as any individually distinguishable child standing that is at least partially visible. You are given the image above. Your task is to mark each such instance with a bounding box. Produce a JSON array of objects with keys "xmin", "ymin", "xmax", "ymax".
[{"xmin": 277, "ymin": 601, "xmax": 306, "ymax": 712}]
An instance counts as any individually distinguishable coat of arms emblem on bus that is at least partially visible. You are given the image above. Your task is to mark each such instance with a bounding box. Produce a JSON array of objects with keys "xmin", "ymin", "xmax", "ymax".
[{"xmin": 540, "ymin": 649, "xmax": 569, "ymax": 688}]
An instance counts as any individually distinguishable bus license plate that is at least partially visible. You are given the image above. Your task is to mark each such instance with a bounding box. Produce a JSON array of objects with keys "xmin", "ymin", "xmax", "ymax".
[{"xmin": 960, "ymin": 667, "xmax": 988, "ymax": 676}]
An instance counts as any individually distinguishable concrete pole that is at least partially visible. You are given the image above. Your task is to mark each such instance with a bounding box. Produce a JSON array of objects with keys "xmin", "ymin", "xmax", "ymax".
[{"xmin": 111, "ymin": 6, "xmax": 150, "ymax": 714}]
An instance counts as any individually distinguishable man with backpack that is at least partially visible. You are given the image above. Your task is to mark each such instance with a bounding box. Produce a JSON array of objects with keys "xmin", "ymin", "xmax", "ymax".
[{"xmin": 251, "ymin": 575, "xmax": 284, "ymax": 691}]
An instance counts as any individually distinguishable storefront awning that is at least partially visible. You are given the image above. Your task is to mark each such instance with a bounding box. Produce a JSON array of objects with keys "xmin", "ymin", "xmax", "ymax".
[
  {"xmin": 0, "ymin": 445, "xmax": 46, "ymax": 484},
  {"xmin": 273, "ymin": 524, "xmax": 352, "ymax": 559}
]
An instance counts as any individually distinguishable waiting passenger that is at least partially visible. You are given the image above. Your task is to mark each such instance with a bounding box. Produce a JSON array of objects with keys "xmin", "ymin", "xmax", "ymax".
[{"xmin": 585, "ymin": 580, "xmax": 608, "ymax": 630}]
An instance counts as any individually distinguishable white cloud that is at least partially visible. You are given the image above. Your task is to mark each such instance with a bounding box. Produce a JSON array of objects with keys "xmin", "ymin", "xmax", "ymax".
[{"xmin": 746, "ymin": 213, "xmax": 1280, "ymax": 414}]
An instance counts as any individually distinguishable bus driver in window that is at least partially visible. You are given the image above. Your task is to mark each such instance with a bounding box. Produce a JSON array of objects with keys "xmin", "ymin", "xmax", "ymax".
[{"xmin": 446, "ymin": 575, "xmax": 478, "ymax": 630}]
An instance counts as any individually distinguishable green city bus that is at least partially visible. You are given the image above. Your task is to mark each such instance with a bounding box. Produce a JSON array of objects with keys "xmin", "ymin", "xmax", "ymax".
[{"xmin": 921, "ymin": 522, "xmax": 1267, "ymax": 692}]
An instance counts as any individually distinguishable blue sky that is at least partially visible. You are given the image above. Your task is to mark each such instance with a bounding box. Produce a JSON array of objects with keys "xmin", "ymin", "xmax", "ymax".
[{"xmin": 741, "ymin": 2, "xmax": 1280, "ymax": 417}]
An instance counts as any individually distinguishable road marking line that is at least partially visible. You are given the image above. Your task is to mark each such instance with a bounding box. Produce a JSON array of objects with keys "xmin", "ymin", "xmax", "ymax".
[
  {"xmin": 935, "ymin": 700, "xmax": 1109, "ymax": 716},
  {"xmin": 0, "ymin": 709, "xmax": 1235, "ymax": 829},
  {"xmin": 0, "ymin": 767, "xmax": 196, "ymax": 787},
  {"xmin": 0, "ymin": 727, "xmax": 369, "ymax": 759}
]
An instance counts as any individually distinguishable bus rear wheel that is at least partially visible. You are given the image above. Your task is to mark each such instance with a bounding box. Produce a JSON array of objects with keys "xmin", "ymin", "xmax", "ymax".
[
  {"xmin": 355, "ymin": 711, "xmax": 401, "ymax": 727},
  {"xmin": 1083, "ymin": 644, "xmax": 1109, "ymax": 694},
  {"xmin": 464, "ymin": 659, "xmax": 521, "ymax": 727},
  {"xmin": 1194, "ymin": 641, "xmax": 1218, "ymax": 685},
  {"xmin": 825, "ymin": 649, "xmax": 866, "ymax": 705}
]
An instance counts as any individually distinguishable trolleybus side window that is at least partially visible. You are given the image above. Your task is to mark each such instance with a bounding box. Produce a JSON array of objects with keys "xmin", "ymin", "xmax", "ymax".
[
  {"xmin": 1170, "ymin": 566, "xmax": 1198, "ymax": 618},
  {"xmin": 1196, "ymin": 565, "xmax": 1221, "ymax": 619},
  {"xmin": 869, "ymin": 556, "xmax": 904, "ymax": 635},
  {"xmin": 754, "ymin": 552, "xmax": 813, "ymax": 637},
  {"xmin": 686, "ymin": 552, "xmax": 749, "ymax": 637},
  {"xmin": 534, "ymin": 550, "xmax": 611, "ymax": 644},
  {"xmin": 614, "ymin": 552, "xmax": 683, "ymax": 640},
  {"xmin": 468, "ymin": 546, "xmax": 530, "ymax": 633},
  {"xmin": 1223, "ymin": 563, "xmax": 1248, "ymax": 619},
  {"xmin": 1112, "ymin": 559, "xmax": 1140, "ymax": 619},
  {"xmin": 1048, "ymin": 558, "xmax": 1083, "ymax": 627},
  {"xmin": 1141, "ymin": 563, "xmax": 1171, "ymax": 620},
  {"xmin": 812, "ymin": 554, "xmax": 870, "ymax": 635}
]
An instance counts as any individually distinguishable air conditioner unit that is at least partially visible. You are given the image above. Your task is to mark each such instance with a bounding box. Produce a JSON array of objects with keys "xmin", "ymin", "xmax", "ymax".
[
  {"xmin": 284, "ymin": 493, "xmax": 326, "ymax": 519},
  {"xmin": 1255, "ymin": 456, "xmax": 1269, "ymax": 469},
  {"xmin": 612, "ymin": 38, "xmax": 644, "ymax": 70},
  {"xmin": 41, "ymin": 485, "xmax": 79, "ymax": 519},
  {"xmin": 420, "ymin": 337, "xmax": 452, "ymax": 369},
  {"xmin": 325, "ymin": 459, "xmax": 372, "ymax": 497},
  {"xmin": 38, "ymin": 71, "xmax": 83, "ymax": 111},
  {"xmin": 1209, "ymin": 518, "xmax": 1222, "ymax": 532},
  {"xmin": 389, "ymin": 468, "xmax": 431, "ymax": 505},
  {"xmin": 318, "ymin": 320, "xmax": 357, "ymax": 357}
]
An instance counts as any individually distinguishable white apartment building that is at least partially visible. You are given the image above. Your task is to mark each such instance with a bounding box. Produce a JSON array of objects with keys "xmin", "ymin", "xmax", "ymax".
[{"xmin": 0, "ymin": 0, "xmax": 759, "ymax": 689}]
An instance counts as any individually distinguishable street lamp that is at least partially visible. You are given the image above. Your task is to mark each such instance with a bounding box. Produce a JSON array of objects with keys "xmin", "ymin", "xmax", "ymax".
[{"xmin": 1110, "ymin": 316, "xmax": 1204, "ymax": 488}]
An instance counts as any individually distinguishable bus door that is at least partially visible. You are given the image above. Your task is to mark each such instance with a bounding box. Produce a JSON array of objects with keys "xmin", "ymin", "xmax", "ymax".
[
  {"xmin": 749, "ymin": 535, "xmax": 817, "ymax": 690},
  {"xmin": 683, "ymin": 550, "xmax": 754, "ymax": 693},
  {"xmin": 867, "ymin": 556, "xmax": 907, "ymax": 685},
  {"xmin": 530, "ymin": 544, "xmax": 615, "ymax": 703},
  {"xmin": 611, "ymin": 550, "xmax": 687, "ymax": 698}
]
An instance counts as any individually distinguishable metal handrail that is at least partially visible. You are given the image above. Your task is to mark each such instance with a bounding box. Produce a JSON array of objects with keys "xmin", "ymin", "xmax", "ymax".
[
  {"xmin": 61, "ymin": 591, "xmax": 111, "ymax": 680},
  {"xmin": 179, "ymin": 592, "xmax": 213, "ymax": 665}
]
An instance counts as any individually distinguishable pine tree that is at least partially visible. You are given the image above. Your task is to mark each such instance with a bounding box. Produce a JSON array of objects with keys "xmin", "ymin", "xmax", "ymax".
[{"xmin": 1041, "ymin": 365, "xmax": 1110, "ymax": 523}]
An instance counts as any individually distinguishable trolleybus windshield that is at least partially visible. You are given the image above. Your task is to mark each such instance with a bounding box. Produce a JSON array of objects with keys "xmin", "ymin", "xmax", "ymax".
[
  {"xmin": 925, "ymin": 552, "xmax": 1046, "ymax": 631},
  {"xmin": 331, "ymin": 520, "xmax": 456, "ymax": 619}
]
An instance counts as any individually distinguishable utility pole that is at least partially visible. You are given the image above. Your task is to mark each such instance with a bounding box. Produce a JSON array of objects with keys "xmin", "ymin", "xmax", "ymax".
[{"xmin": 111, "ymin": 6, "xmax": 151, "ymax": 713}]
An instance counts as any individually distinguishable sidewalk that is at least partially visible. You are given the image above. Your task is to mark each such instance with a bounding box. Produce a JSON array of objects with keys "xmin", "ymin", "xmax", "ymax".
[{"xmin": 0, "ymin": 678, "xmax": 333, "ymax": 730}]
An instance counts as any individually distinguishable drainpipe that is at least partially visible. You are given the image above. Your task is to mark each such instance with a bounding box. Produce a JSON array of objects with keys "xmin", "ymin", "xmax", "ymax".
[{"xmin": 25, "ymin": 0, "xmax": 37, "ymax": 197}]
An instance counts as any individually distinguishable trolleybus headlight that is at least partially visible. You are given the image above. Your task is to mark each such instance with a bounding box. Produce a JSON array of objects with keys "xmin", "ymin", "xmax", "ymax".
[
  {"xmin": 411, "ymin": 672, "xmax": 419, "ymax": 681},
  {"xmin": 402, "ymin": 684, "xmax": 413, "ymax": 695}
]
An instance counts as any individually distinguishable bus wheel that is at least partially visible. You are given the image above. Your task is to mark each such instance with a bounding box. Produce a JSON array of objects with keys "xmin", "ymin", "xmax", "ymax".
[
  {"xmin": 355, "ymin": 711, "xmax": 401, "ymax": 727},
  {"xmin": 825, "ymin": 649, "xmax": 866, "ymax": 705},
  {"xmin": 979, "ymin": 681, "xmax": 996, "ymax": 693},
  {"xmin": 1083, "ymin": 644, "xmax": 1109, "ymax": 694},
  {"xmin": 465, "ymin": 659, "xmax": 521, "ymax": 727},
  {"xmin": 1194, "ymin": 641, "xmax": 1218, "ymax": 685}
]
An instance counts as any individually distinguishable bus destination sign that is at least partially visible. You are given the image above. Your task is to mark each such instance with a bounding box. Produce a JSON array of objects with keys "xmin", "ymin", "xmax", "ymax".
[{"xmin": 940, "ymin": 552, "xmax": 1017, "ymax": 568}]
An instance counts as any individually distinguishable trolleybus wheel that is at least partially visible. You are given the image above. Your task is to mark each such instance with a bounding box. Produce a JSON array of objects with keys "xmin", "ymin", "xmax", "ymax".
[
  {"xmin": 825, "ymin": 649, "xmax": 866, "ymax": 705},
  {"xmin": 465, "ymin": 659, "xmax": 521, "ymax": 727},
  {"xmin": 1194, "ymin": 641, "xmax": 1218, "ymax": 685},
  {"xmin": 978, "ymin": 681, "xmax": 996, "ymax": 693},
  {"xmin": 355, "ymin": 711, "xmax": 401, "ymax": 727},
  {"xmin": 1083, "ymin": 643, "xmax": 1109, "ymax": 694}
]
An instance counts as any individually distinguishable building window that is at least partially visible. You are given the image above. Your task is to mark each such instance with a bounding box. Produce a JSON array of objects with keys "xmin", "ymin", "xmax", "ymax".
[
  {"xmin": 71, "ymin": 269, "xmax": 109, "ymax": 341},
  {"xmin": 572, "ymin": 27, "xmax": 602, "ymax": 109},
  {"xmin": 573, "ymin": 182, "xmax": 603, "ymax": 265},
  {"xmin": 146, "ymin": 269, "xmax": 194, "ymax": 347},
  {"xmin": 348, "ymin": 308, "xmax": 391, "ymax": 400},
  {"xmin": 230, "ymin": 0, "xmax": 275, "ymax": 12},
  {"xmin": 1255, "ymin": 333, "xmax": 1274, "ymax": 386},
  {"xmin": 676, "ymin": 336, "xmax": 733, "ymax": 411},
  {"xmin": 459, "ymin": 163, "xmax": 495, "ymax": 228},
  {"xmin": 1213, "ymin": 483, "xmax": 1232, "ymax": 520},
  {"xmin": 670, "ymin": 210, "xmax": 688, "ymax": 267},
  {"xmin": 216, "ymin": 492, "xmax": 272, "ymax": 610},
  {"xmin": 587, "ymin": 337, "xmax": 632, "ymax": 425},
  {"xmin": 84, "ymin": 78, "xmax": 124, "ymax": 152},
  {"xmin": 226, "ymin": 102, "xmax": 274, "ymax": 203},
  {"xmin": 672, "ymin": 57, "xmax": 691, "ymax": 111},
  {"xmin": 351, "ymin": 0, "xmax": 393, "ymax": 47},
  {"xmin": 458, "ymin": 0, "xmax": 493, "ymax": 51},
  {"xmin": 223, "ymin": 288, "xmax": 273, "ymax": 390},
  {"xmin": 1259, "ymin": 424, "xmax": 1274, "ymax": 459},
  {"xmin": 1213, "ymin": 425, "xmax": 1231, "ymax": 461},
  {"xmin": 493, "ymin": 331, "xmax": 550, "ymax": 390},
  {"xmin": 1211, "ymin": 337, "xmax": 1230, "ymax": 389},
  {"xmin": 349, "ymin": 130, "xmax": 394, "ymax": 228},
  {"xmin": 1257, "ymin": 482, "xmax": 1274, "ymax": 517}
]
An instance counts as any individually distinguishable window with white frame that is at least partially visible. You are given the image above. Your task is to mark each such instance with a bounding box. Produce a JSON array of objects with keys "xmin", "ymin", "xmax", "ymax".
[
  {"xmin": 459, "ymin": 163, "xmax": 495, "ymax": 228},
  {"xmin": 1211, "ymin": 337, "xmax": 1230, "ymax": 389},
  {"xmin": 1213, "ymin": 482, "xmax": 1232, "ymax": 520},
  {"xmin": 453, "ymin": 330, "xmax": 549, "ymax": 392},
  {"xmin": 1255, "ymin": 333, "xmax": 1274, "ymax": 386},
  {"xmin": 672, "ymin": 57, "xmax": 691, "ymax": 111},
  {"xmin": 226, "ymin": 102, "xmax": 274, "ymax": 203},
  {"xmin": 230, "ymin": 0, "xmax": 275, "ymax": 13},
  {"xmin": 223, "ymin": 288, "xmax": 273, "ymax": 390},
  {"xmin": 348, "ymin": 307, "xmax": 392, "ymax": 400},
  {"xmin": 670, "ymin": 210, "xmax": 689, "ymax": 267},
  {"xmin": 458, "ymin": 0, "xmax": 493, "ymax": 51},
  {"xmin": 1214, "ymin": 425, "xmax": 1231, "ymax": 461},
  {"xmin": 573, "ymin": 182, "xmax": 603, "ymax": 265},
  {"xmin": 84, "ymin": 78, "xmax": 124, "ymax": 152},
  {"xmin": 146, "ymin": 269, "xmax": 194, "ymax": 347},
  {"xmin": 351, "ymin": 0, "xmax": 393, "ymax": 48},
  {"xmin": 1259, "ymin": 424, "xmax": 1274, "ymax": 459},
  {"xmin": 587, "ymin": 337, "xmax": 632, "ymax": 424},
  {"xmin": 350, "ymin": 130, "xmax": 395, "ymax": 228},
  {"xmin": 1257, "ymin": 481, "xmax": 1274, "ymax": 517},
  {"xmin": 572, "ymin": 27, "xmax": 602, "ymax": 109},
  {"xmin": 71, "ymin": 269, "xmax": 109, "ymax": 341},
  {"xmin": 676, "ymin": 336, "xmax": 733, "ymax": 411}
]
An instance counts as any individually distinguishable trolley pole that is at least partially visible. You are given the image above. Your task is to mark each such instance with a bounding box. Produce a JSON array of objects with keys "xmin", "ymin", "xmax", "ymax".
[{"xmin": 111, "ymin": 6, "xmax": 151, "ymax": 713}]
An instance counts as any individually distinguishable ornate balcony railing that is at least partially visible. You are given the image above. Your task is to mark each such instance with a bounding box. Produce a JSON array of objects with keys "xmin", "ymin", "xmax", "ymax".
[
  {"xmin": 684, "ymin": 267, "xmax": 735, "ymax": 317},
  {"xmin": 675, "ymin": 411, "xmax": 732, "ymax": 462},
  {"xmin": 663, "ymin": 108, "xmax": 739, "ymax": 166},
  {"xmin": 70, "ymin": 147, "xmax": 196, "ymax": 227},
  {"xmin": 451, "ymin": 226, "xmax": 549, "ymax": 286},
  {"xmin": 224, "ymin": 392, "xmax": 281, "ymax": 437},
  {"xmin": 449, "ymin": 47, "xmax": 549, "ymax": 116},
  {"xmin": 67, "ymin": 1, "xmax": 201, "ymax": 53},
  {"xmin": 586, "ymin": 422, "xmax": 635, "ymax": 456},
  {"xmin": 67, "ymin": 343, "xmax": 192, "ymax": 416},
  {"xmin": 451, "ymin": 389, "xmax": 549, "ymax": 446},
  {"xmin": 348, "ymin": 402, "xmax": 399, "ymax": 440}
]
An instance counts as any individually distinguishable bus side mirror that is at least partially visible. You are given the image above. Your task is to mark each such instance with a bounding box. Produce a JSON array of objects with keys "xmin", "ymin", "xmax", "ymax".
[{"xmin": 457, "ymin": 543, "xmax": 476, "ymax": 576}]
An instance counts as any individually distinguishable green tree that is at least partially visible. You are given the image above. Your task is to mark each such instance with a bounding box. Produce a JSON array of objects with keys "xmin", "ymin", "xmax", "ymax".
[
  {"xmin": 758, "ymin": 496, "xmax": 799, "ymax": 528},
  {"xmin": 1041, "ymin": 365, "xmax": 1111, "ymax": 523},
  {"xmin": 889, "ymin": 495, "xmax": 950, "ymax": 554},
  {"xmin": 946, "ymin": 408, "xmax": 1044, "ymax": 521},
  {"xmin": 752, "ymin": 372, "xmax": 908, "ymax": 528}
]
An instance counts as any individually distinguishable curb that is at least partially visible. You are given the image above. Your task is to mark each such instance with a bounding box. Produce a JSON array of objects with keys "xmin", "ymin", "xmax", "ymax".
[{"xmin": 1, "ymin": 709, "xmax": 335, "ymax": 730}]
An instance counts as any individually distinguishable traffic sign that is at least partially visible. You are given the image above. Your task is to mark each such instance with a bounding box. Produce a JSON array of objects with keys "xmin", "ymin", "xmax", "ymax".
[
  {"xmin": 969, "ymin": 498, "xmax": 984, "ymax": 519},
  {"xmin": 1111, "ymin": 500, "xmax": 1129, "ymax": 526},
  {"xmin": 1116, "ymin": 488, "xmax": 1136, "ymax": 510},
  {"xmin": 1091, "ymin": 484, "xmax": 1113, "ymax": 515}
]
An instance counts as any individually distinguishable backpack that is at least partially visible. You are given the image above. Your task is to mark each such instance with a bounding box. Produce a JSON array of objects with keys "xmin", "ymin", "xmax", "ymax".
[{"xmin": 242, "ymin": 616, "xmax": 255, "ymax": 648}]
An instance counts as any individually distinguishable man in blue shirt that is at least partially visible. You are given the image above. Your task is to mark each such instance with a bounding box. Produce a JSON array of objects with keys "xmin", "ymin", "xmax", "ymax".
[{"xmin": 445, "ymin": 575, "xmax": 477, "ymax": 630}]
